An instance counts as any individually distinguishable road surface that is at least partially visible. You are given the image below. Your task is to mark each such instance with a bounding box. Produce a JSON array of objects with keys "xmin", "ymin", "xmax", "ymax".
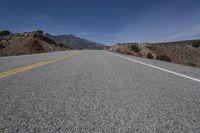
[{"xmin": 0, "ymin": 50, "xmax": 200, "ymax": 132}]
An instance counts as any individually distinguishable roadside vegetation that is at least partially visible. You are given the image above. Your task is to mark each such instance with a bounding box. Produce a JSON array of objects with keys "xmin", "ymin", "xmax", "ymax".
[
  {"xmin": 0, "ymin": 42, "xmax": 5, "ymax": 49},
  {"xmin": 185, "ymin": 60, "xmax": 196, "ymax": 67},
  {"xmin": 146, "ymin": 52, "xmax": 154, "ymax": 59},
  {"xmin": 156, "ymin": 55, "xmax": 171, "ymax": 62},
  {"xmin": 36, "ymin": 30, "xmax": 44, "ymax": 35},
  {"xmin": 192, "ymin": 42, "xmax": 200, "ymax": 48},
  {"xmin": 130, "ymin": 45, "xmax": 140, "ymax": 52},
  {"xmin": 0, "ymin": 30, "xmax": 11, "ymax": 36}
]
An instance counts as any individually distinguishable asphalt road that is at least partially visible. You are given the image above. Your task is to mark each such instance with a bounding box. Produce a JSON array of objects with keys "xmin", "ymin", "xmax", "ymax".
[{"xmin": 0, "ymin": 50, "xmax": 200, "ymax": 133}]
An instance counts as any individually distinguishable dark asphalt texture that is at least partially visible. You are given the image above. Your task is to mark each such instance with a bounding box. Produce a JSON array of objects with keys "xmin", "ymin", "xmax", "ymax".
[{"xmin": 0, "ymin": 50, "xmax": 200, "ymax": 133}]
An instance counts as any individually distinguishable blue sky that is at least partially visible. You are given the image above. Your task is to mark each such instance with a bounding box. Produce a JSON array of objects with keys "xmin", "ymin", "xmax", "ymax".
[{"xmin": 0, "ymin": 0, "xmax": 200, "ymax": 45}]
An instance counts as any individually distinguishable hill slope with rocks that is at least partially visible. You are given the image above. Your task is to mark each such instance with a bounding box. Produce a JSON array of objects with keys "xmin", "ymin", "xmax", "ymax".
[
  {"xmin": 0, "ymin": 30, "xmax": 71, "ymax": 56},
  {"xmin": 46, "ymin": 33, "xmax": 105, "ymax": 50},
  {"xmin": 108, "ymin": 40, "xmax": 200, "ymax": 67}
]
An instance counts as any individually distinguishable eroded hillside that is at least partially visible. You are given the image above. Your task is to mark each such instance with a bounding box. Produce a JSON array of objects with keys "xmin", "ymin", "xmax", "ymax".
[
  {"xmin": 0, "ymin": 30, "xmax": 71, "ymax": 56},
  {"xmin": 109, "ymin": 40, "xmax": 200, "ymax": 67}
]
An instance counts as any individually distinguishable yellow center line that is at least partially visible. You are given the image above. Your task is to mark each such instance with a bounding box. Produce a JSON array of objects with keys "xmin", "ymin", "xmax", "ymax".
[{"xmin": 0, "ymin": 52, "xmax": 82, "ymax": 78}]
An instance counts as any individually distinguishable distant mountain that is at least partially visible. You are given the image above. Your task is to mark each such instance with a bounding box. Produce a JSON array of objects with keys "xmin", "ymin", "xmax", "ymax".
[
  {"xmin": 46, "ymin": 33, "xmax": 105, "ymax": 50},
  {"xmin": 0, "ymin": 31, "xmax": 71, "ymax": 56}
]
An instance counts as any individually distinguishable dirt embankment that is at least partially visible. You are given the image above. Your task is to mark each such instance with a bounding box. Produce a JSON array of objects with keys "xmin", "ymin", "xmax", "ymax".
[
  {"xmin": 109, "ymin": 41, "xmax": 200, "ymax": 67},
  {"xmin": 0, "ymin": 31, "xmax": 71, "ymax": 56}
]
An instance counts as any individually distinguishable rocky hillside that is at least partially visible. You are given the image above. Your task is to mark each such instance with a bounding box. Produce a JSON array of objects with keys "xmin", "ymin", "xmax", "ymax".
[
  {"xmin": 0, "ymin": 30, "xmax": 71, "ymax": 56},
  {"xmin": 109, "ymin": 40, "xmax": 200, "ymax": 67},
  {"xmin": 46, "ymin": 33, "xmax": 105, "ymax": 50}
]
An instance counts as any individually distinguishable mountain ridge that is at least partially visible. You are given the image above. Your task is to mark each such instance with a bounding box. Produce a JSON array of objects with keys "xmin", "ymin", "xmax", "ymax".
[{"xmin": 45, "ymin": 33, "xmax": 105, "ymax": 50}]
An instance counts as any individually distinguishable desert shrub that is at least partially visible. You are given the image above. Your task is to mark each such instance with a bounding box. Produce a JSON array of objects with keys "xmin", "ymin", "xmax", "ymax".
[
  {"xmin": 117, "ymin": 43, "xmax": 128, "ymax": 45},
  {"xmin": 192, "ymin": 42, "xmax": 200, "ymax": 48},
  {"xmin": 156, "ymin": 55, "xmax": 171, "ymax": 62},
  {"xmin": 130, "ymin": 45, "xmax": 140, "ymax": 52},
  {"xmin": 57, "ymin": 42, "xmax": 64, "ymax": 47},
  {"xmin": 116, "ymin": 48, "xmax": 121, "ymax": 53},
  {"xmin": 64, "ymin": 45, "xmax": 72, "ymax": 49},
  {"xmin": 126, "ymin": 51, "xmax": 134, "ymax": 55},
  {"xmin": 185, "ymin": 61, "xmax": 196, "ymax": 67},
  {"xmin": 0, "ymin": 30, "xmax": 11, "ymax": 36},
  {"xmin": 36, "ymin": 30, "xmax": 43, "ymax": 35},
  {"xmin": 146, "ymin": 52, "xmax": 153, "ymax": 59},
  {"xmin": 0, "ymin": 42, "xmax": 5, "ymax": 49}
]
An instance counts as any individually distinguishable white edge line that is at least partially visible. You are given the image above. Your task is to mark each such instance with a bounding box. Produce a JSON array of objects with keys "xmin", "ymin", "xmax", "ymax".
[{"xmin": 106, "ymin": 51, "xmax": 200, "ymax": 82}]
